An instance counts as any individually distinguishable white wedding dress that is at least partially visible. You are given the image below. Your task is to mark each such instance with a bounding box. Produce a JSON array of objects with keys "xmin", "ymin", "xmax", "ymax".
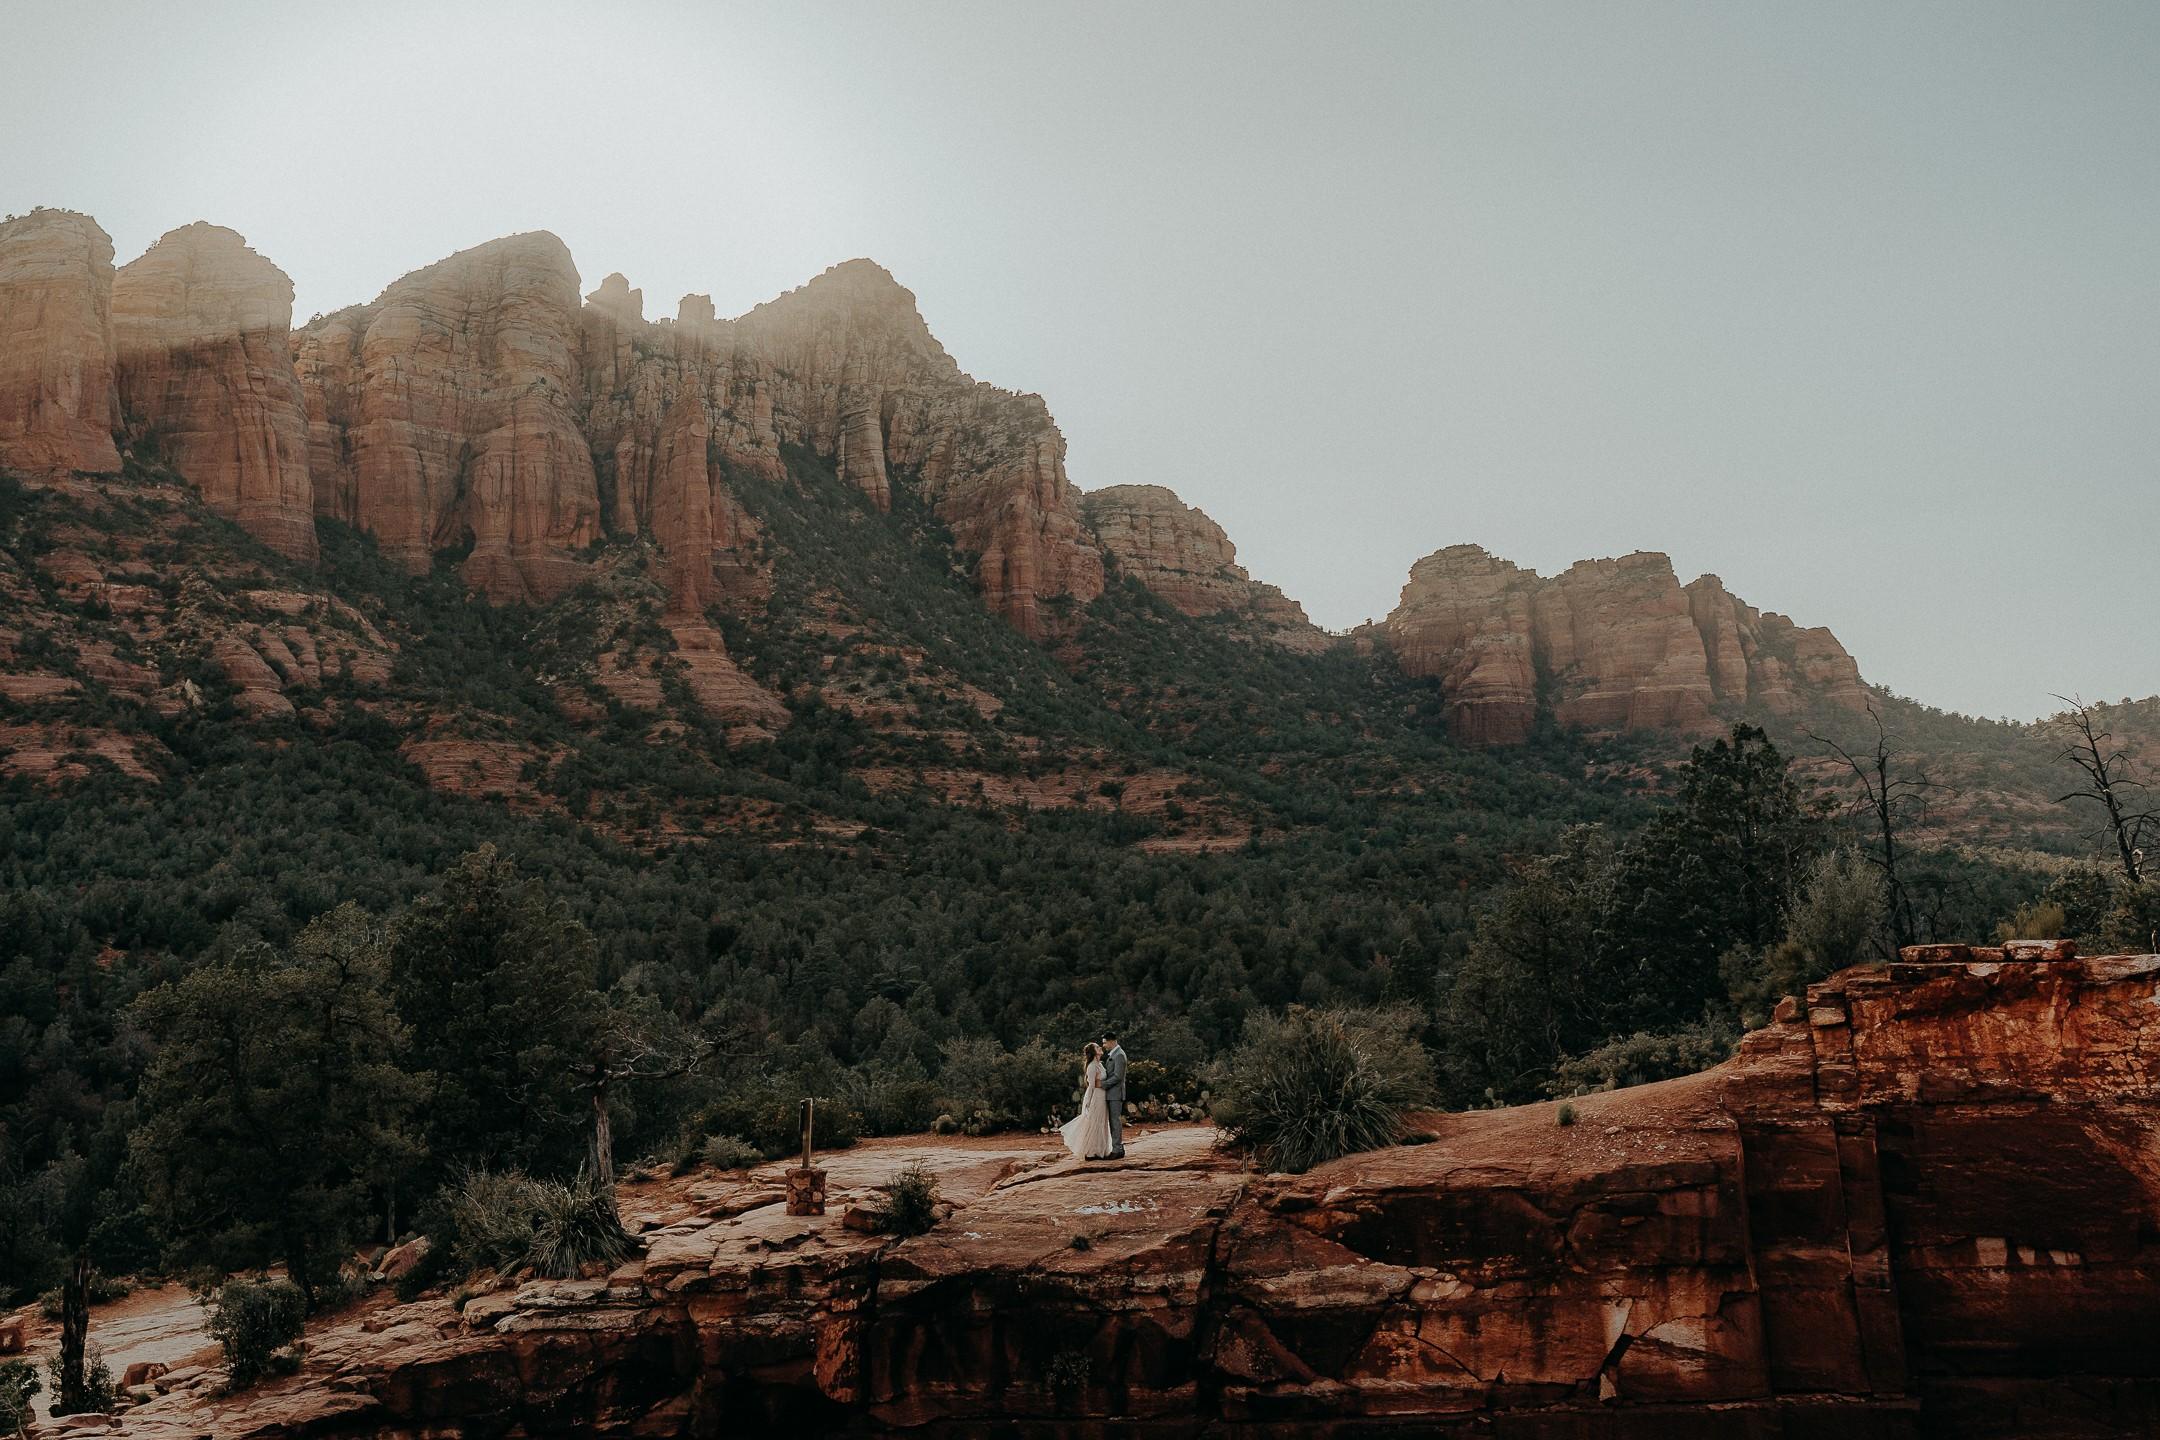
[{"xmin": 1059, "ymin": 1060, "xmax": 1114, "ymax": 1160}]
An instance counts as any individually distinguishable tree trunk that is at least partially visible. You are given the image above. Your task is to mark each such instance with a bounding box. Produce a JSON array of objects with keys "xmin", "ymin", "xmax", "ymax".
[
  {"xmin": 590, "ymin": 1081, "xmax": 615, "ymax": 1189},
  {"xmin": 55, "ymin": 1253, "xmax": 89, "ymax": 1414}
]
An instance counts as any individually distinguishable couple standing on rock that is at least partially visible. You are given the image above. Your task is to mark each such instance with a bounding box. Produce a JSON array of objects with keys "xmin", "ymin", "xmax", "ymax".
[{"xmin": 1058, "ymin": 1031, "xmax": 1128, "ymax": 1162}]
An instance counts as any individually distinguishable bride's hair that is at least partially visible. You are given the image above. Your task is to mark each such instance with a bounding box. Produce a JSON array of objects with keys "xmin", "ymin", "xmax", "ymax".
[{"xmin": 1083, "ymin": 1041, "xmax": 1101, "ymax": 1062}]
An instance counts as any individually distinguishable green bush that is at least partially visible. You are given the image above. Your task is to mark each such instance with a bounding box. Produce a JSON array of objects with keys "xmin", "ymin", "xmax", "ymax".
[
  {"xmin": 1556, "ymin": 1102, "xmax": 1577, "ymax": 1127},
  {"xmin": 935, "ymin": 1036, "xmax": 1076, "ymax": 1133},
  {"xmin": 1996, "ymin": 900, "xmax": 2068, "ymax": 943},
  {"xmin": 681, "ymin": 1087, "xmax": 861, "ymax": 1160},
  {"xmin": 1211, "ymin": 1006, "xmax": 1434, "ymax": 1174},
  {"xmin": 446, "ymin": 1170, "xmax": 543, "ymax": 1274},
  {"xmin": 46, "ymin": 1344, "xmax": 119, "ymax": 1416},
  {"xmin": 880, "ymin": 1162, "xmax": 940, "ymax": 1237},
  {"xmin": 0, "ymin": 1359, "xmax": 40, "ymax": 1433},
  {"xmin": 36, "ymin": 1269, "xmax": 130, "ymax": 1319},
  {"xmin": 1548, "ymin": 1020, "xmax": 1739, "ymax": 1097},
  {"xmin": 201, "ymin": 1278, "xmax": 307, "ymax": 1388},
  {"xmin": 700, "ymin": 1135, "xmax": 763, "ymax": 1172}
]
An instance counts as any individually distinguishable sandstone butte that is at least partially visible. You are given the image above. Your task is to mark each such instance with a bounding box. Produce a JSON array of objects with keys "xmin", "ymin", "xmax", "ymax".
[
  {"xmin": 49, "ymin": 942, "xmax": 2160, "ymax": 1440},
  {"xmin": 1, "ymin": 209, "xmax": 1881, "ymax": 738},
  {"xmin": 1080, "ymin": 483, "xmax": 1328, "ymax": 652},
  {"xmin": 1382, "ymin": 543, "xmax": 1870, "ymax": 744}
]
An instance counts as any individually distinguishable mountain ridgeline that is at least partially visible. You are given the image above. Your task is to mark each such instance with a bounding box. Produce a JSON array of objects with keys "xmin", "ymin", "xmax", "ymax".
[{"xmin": 0, "ymin": 204, "xmax": 1878, "ymax": 741}]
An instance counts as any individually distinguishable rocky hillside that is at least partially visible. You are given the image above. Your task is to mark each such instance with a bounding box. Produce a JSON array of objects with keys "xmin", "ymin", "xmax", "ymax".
[
  {"xmin": 48, "ymin": 945, "xmax": 2160, "ymax": 1439},
  {"xmin": 1, "ymin": 205, "xmax": 1904, "ymax": 750}
]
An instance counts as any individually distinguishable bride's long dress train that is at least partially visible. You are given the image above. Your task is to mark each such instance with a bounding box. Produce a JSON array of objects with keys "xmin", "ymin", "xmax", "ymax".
[{"xmin": 1059, "ymin": 1061, "xmax": 1114, "ymax": 1160}]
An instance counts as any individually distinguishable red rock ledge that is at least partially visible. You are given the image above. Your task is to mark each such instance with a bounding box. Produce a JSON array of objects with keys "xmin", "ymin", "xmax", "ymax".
[{"xmin": 76, "ymin": 945, "xmax": 2160, "ymax": 1438}]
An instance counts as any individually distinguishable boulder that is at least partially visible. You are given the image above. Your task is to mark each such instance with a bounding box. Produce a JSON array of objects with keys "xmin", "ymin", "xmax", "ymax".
[
  {"xmin": 377, "ymin": 1235, "xmax": 430, "ymax": 1281},
  {"xmin": 118, "ymin": 1361, "xmax": 167, "ymax": 1389}
]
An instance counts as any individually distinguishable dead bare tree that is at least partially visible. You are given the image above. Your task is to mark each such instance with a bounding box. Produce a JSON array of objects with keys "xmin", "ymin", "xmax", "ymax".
[
  {"xmin": 2051, "ymin": 695, "xmax": 2153, "ymax": 886},
  {"xmin": 1807, "ymin": 702, "xmax": 1951, "ymax": 952}
]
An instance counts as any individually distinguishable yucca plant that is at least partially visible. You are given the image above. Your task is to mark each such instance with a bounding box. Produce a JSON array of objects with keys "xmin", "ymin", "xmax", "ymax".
[{"xmin": 1212, "ymin": 1006, "xmax": 1433, "ymax": 1173}]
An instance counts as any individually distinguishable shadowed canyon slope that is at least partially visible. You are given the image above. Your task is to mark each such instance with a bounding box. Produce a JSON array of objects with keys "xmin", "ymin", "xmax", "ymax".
[
  {"xmin": 0, "ymin": 206, "xmax": 1888, "ymax": 743},
  {"xmin": 70, "ymin": 946, "xmax": 2160, "ymax": 1439}
]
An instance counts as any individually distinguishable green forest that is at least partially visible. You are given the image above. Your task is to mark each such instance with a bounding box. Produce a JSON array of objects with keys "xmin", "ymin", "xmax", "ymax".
[{"xmin": 2, "ymin": 453, "xmax": 2152, "ymax": 1311}]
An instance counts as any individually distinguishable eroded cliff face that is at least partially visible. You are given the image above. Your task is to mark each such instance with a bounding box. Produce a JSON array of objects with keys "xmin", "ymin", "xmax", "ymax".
[
  {"xmin": 574, "ymin": 258, "xmax": 1105, "ymax": 639},
  {"xmin": 112, "ymin": 223, "xmax": 317, "ymax": 561},
  {"xmin": 94, "ymin": 945, "xmax": 2160, "ymax": 1439},
  {"xmin": 292, "ymin": 232, "xmax": 604, "ymax": 603},
  {"xmin": 1383, "ymin": 543, "xmax": 1869, "ymax": 743},
  {"xmin": 0, "ymin": 208, "xmax": 121, "ymax": 476},
  {"xmin": 1082, "ymin": 483, "xmax": 1326, "ymax": 651}
]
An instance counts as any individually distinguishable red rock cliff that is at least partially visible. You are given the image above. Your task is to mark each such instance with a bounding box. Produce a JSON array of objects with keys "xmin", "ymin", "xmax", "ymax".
[
  {"xmin": 576, "ymin": 258, "xmax": 1105, "ymax": 639},
  {"xmin": 1383, "ymin": 543, "xmax": 1869, "ymax": 743},
  {"xmin": 292, "ymin": 232, "xmax": 604, "ymax": 602},
  {"xmin": 102, "ymin": 945, "xmax": 2160, "ymax": 1439},
  {"xmin": 0, "ymin": 208, "xmax": 121, "ymax": 476},
  {"xmin": 112, "ymin": 223, "xmax": 317, "ymax": 561},
  {"xmin": 1082, "ymin": 483, "xmax": 1327, "ymax": 651}
]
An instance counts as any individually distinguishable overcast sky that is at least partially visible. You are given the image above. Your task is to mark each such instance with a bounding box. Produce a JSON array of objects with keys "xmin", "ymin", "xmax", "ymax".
[{"xmin": 6, "ymin": 1, "xmax": 2154, "ymax": 719}]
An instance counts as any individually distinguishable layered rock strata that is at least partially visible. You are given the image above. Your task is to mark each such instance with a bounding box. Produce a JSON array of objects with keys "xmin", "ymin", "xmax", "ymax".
[
  {"xmin": 112, "ymin": 223, "xmax": 317, "ymax": 560},
  {"xmin": 0, "ymin": 209, "xmax": 121, "ymax": 475},
  {"xmin": 292, "ymin": 232, "xmax": 603, "ymax": 602},
  {"xmin": 89, "ymin": 945, "xmax": 2160, "ymax": 1438},
  {"xmin": 573, "ymin": 258, "xmax": 1105, "ymax": 638},
  {"xmin": 1082, "ymin": 483, "xmax": 1326, "ymax": 651},
  {"xmin": 1383, "ymin": 544, "xmax": 1867, "ymax": 744}
]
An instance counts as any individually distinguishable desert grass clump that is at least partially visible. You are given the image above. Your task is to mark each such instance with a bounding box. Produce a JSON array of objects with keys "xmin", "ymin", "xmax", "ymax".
[
  {"xmin": 525, "ymin": 1171, "xmax": 635, "ymax": 1279},
  {"xmin": 445, "ymin": 1168, "xmax": 634, "ymax": 1279},
  {"xmin": 1556, "ymin": 1102, "xmax": 1578, "ymax": 1127},
  {"xmin": 1211, "ymin": 1006, "xmax": 1433, "ymax": 1174},
  {"xmin": 880, "ymin": 1162, "xmax": 940, "ymax": 1237}
]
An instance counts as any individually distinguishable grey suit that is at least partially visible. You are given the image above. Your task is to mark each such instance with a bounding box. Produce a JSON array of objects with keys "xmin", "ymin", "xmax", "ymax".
[{"xmin": 1102, "ymin": 1044, "xmax": 1127, "ymax": 1157}]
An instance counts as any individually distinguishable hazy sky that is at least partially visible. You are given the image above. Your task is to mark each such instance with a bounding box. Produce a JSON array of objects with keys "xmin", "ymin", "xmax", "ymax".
[{"xmin": 6, "ymin": 2, "xmax": 2154, "ymax": 718}]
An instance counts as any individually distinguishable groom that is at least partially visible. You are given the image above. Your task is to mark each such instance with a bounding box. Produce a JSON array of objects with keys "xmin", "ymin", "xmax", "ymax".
[{"xmin": 1101, "ymin": 1030, "xmax": 1128, "ymax": 1159}]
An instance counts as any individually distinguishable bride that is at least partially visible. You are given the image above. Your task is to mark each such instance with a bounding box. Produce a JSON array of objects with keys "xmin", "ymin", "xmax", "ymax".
[{"xmin": 1059, "ymin": 1042, "xmax": 1114, "ymax": 1161}]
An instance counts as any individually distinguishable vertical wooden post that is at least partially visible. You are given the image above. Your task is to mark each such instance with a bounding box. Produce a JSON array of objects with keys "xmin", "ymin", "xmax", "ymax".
[{"xmin": 786, "ymin": 1097, "xmax": 826, "ymax": 1216}]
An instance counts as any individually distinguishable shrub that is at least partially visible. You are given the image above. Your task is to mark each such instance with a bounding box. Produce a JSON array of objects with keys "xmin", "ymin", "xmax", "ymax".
[
  {"xmin": 1212, "ymin": 1006, "xmax": 1434, "ymax": 1173},
  {"xmin": 700, "ymin": 1135, "xmax": 763, "ymax": 1172},
  {"xmin": 681, "ymin": 1086, "xmax": 861, "ymax": 1160},
  {"xmin": 1548, "ymin": 1020, "xmax": 1739, "ymax": 1097},
  {"xmin": 446, "ymin": 1170, "xmax": 543, "ymax": 1274},
  {"xmin": 525, "ymin": 1172, "xmax": 635, "ymax": 1279},
  {"xmin": 0, "ymin": 1359, "xmax": 40, "ymax": 1433},
  {"xmin": 1996, "ymin": 900, "xmax": 2068, "ymax": 943},
  {"xmin": 201, "ymin": 1278, "xmax": 307, "ymax": 1388},
  {"xmin": 880, "ymin": 1162, "xmax": 939, "ymax": 1237},
  {"xmin": 1556, "ymin": 1102, "xmax": 1577, "ymax": 1127},
  {"xmin": 444, "ymin": 1169, "xmax": 634, "ymax": 1280},
  {"xmin": 46, "ymin": 1344, "xmax": 119, "ymax": 1416},
  {"xmin": 36, "ymin": 1269, "xmax": 130, "ymax": 1319}
]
